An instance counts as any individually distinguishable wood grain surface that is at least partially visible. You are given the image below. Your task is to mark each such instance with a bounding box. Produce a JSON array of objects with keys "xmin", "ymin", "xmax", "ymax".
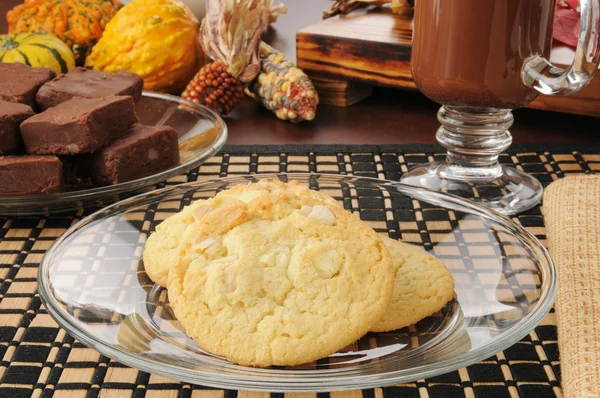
[
  {"xmin": 1, "ymin": 0, "xmax": 598, "ymax": 145},
  {"xmin": 297, "ymin": 9, "xmax": 415, "ymax": 91}
]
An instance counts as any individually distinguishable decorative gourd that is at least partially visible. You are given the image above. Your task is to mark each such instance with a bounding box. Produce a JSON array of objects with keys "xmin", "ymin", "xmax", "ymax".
[
  {"xmin": 85, "ymin": 0, "xmax": 203, "ymax": 94},
  {"xmin": 7, "ymin": 0, "xmax": 123, "ymax": 65},
  {"xmin": 0, "ymin": 33, "xmax": 76, "ymax": 74}
]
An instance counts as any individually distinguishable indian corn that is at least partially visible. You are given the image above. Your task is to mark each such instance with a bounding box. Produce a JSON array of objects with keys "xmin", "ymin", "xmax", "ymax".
[
  {"xmin": 182, "ymin": 0, "xmax": 272, "ymax": 114},
  {"xmin": 246, "ymin": 43, "xmax": 319, "ymax": 122}
]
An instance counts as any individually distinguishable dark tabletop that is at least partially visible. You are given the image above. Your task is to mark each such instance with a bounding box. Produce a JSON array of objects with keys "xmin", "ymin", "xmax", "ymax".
[{"xmin": 1, "ymin": 0, "xmax": 598, "ymax": 145}]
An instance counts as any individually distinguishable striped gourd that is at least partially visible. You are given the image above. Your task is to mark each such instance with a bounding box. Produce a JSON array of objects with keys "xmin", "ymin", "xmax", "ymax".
[{"xmin": 0, "ymin": 33, "xmax": 75, "ymax": 74}]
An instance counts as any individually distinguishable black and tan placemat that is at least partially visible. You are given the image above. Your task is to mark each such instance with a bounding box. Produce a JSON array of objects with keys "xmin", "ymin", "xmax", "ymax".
[{"xmin": 0, "ymin": 144, "xmax": 598, "ymax": 398}]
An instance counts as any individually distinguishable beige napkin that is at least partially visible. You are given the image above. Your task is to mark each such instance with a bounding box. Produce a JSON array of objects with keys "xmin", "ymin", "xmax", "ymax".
[{"xmin": 544, "ymin": 175, "xmax": 600, "ymax": 398}]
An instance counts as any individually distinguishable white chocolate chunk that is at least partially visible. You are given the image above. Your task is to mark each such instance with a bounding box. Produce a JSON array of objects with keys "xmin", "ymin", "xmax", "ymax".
[
  {"xmin": 204, "ymin": 240, "xmax": 222, "ymax": 256},
  {"xmin": 307, "ymin": 205, "xmax": 336, "ymax": 225},
  {"xmin": 194, "ymin": 237, "xmax": 217, "ymax": 251},
  {"xmin": 192, "ymin": 206, "xmax": 213, "ymax": 223}
]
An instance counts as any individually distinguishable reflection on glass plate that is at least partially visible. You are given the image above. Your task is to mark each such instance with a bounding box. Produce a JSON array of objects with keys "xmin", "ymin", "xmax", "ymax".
[
  {"xmin": 0, "ymin": 92, "xmax": 227, "ymax": 216},
  {"xmin": 39, "ymin": 174, "xmax": 556, "ymax": 391}
]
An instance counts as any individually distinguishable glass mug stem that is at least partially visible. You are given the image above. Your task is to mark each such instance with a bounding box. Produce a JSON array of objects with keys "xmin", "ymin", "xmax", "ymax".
[
  {"xmin": 436, "ymin": 106, "xmax": 512, "ymax": 172},
  {"xmin": 402, "ymin": 106, "xmax": 543, "ymax": 215}
]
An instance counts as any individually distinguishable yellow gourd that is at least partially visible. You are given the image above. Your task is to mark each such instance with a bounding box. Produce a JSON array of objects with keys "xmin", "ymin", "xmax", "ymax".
[
  {"xmin": 85, "ymin": 0, "xmax": 203, "ymax": 93},
  {"xmin": 0, "ymin": 33, "xmax": 76, "ymax": 74}
]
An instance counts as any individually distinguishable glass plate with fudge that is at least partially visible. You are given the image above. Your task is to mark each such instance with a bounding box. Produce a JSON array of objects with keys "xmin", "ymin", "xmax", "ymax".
[{"xmin": 0, "ymin": 63, "xmax": 227, "ymax": 215}]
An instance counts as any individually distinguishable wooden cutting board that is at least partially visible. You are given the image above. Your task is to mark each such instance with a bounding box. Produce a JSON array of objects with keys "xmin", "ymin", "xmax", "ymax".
[{"xmin": 296, "ymin": 8, "xmax": 600, "ymax": 117}]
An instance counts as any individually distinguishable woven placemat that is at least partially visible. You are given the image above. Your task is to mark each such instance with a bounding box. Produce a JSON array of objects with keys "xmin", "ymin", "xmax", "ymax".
[
  {"xmin": 544, "ymin": 175, "xmax": 600, "ymax": 398},
  {"xmin": 0, "ymin": 144, "xmax": 598, "ymax": 398}
]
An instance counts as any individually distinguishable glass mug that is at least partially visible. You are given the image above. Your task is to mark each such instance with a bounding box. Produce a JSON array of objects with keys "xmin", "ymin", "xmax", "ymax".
[{"xmin": 401, "ymin": 0, "xmax": 600, "ymax": 214}]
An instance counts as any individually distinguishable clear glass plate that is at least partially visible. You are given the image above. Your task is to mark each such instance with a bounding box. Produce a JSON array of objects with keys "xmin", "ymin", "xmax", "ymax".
[
  {"xmin": 38, "ymin": 174, "xmax": 556, "ymax": 392},
  {"xmin": 0, "ymin": 92, "xmax": 227, "ymax": 216}
]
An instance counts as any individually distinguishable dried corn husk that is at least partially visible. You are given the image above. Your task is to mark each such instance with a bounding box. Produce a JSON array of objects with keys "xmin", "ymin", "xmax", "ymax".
[
  {"xmin": 178, "ymin": 0, "xmax": 286, "ymax": 23},
  {"xmin": 269, "ymin": 3, "xmax": 288, "ymax": 24},
  {"xmin": 391, "ymin": 0, "xmax": 413, "ymax": 12},
  {"xmin": 323, "ymin": 0, "xmax": 413, "ymax": 19},
  {"xmin": 201, "ymin": 0, "xmax": 273, "ymax": 82}
]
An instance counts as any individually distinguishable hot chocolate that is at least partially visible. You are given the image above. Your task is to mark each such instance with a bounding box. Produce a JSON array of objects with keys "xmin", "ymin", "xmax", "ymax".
[{"xmin": 411, "ymin": 0, "xmax": 556, "ymax": 110}]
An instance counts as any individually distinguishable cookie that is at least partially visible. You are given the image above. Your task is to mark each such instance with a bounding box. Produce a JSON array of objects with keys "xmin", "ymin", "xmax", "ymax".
[
  {"xmin": 369, "ymin": 237, "xmax": 455, "ymax": 332},
  {"xmin": 143, "ymin": 180, "xmax": 339, "ymax": 287},
  {"xmin": 143, "ymin": 200, "xmax": 206, "ymax": 287},
  {"xmin": 166, "ymin": 180, "xmax": 394, "ymax": 367}
]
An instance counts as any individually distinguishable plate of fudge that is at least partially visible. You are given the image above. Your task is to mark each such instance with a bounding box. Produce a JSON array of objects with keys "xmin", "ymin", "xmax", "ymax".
[
  {"xmin": 0, "ymin": 62, "xmax": 227, "ymax": 215},
  {"xmin": 38, "ymin": 174, "xmax": 556, "ymax": 391}
]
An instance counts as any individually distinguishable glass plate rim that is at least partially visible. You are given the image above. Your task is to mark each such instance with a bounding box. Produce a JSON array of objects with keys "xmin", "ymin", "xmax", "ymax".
[
  {"xmin": 0, "ymin": 91, "xmax": 228, "ymax": 207},
  {"xmin": 38, "ymin": 173, "xmax": 557, "ymax": 391}
]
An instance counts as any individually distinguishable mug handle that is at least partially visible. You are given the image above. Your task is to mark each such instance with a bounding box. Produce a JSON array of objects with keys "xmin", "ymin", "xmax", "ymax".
[{"xmin": 523, "ymin": 0, "xmax": 600, "ymax": 95}]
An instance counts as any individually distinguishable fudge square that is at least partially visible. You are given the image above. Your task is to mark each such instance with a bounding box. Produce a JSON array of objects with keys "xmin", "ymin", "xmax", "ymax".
[
  {"xmin": 20, "ymin": 96, "xmax": 138, "ymax": 155},
  {"xmin": 0, "ymin": 62, "xmax": 56, "ymax": 107},
  {"xmin": 90, "ymin": 124, "xmax": 180, "ymax": 185},
  {"xmin": 0, "ymin": 101, "xmax": 34, "ymax": 155},
  {"xmin": 36, "ymin": 67, "xmax": 144, "ymax": 111},
  {"xmin": 0, "ymin": 156, "xmax": 63, "ymax": 196}
]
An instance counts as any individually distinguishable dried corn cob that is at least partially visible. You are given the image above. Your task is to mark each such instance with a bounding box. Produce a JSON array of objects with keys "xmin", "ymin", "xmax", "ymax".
[
  {"xmin": 182, "ymin": 0, "xmax": 272, "ymax": 114},
  {"xmin": 182, "ymin": 61, "xmax": 245, "ymax": 114},
  {"xmin": 246, "ymin": 43, "xmax": 319, "ymax": 122}
]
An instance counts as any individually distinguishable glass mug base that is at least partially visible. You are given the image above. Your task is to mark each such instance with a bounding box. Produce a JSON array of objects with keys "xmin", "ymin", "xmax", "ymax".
[
  {"xmin": 400, "ymin": 161, "xmax": 543, "ymax": 215},
  {"xmin": 400, "ymin": 106, "xmax": 543, "ymax": 215}
]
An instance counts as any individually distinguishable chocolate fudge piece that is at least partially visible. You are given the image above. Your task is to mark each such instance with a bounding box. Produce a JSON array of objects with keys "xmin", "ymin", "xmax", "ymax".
[
  {"xmin": 20, "ymin": 96, "xmax": 138, "ymax": 155},
  {"xmin": 36, "ymin": 68, "xmax": 144, "ymax": 111},
  {"xmin": 0, "ymin": 156, "xmax": 63, "ymax": 196},
  {"xmin": 90, "ymin": 124, "xmax": 180, "ymax": 185},
  {"xmin": 0, "ymin": 62, "xmax": 56, "ymax": 107},
  {"xmin": 0, "ymin": 101, "xmax": 34, "ymax": 155}
]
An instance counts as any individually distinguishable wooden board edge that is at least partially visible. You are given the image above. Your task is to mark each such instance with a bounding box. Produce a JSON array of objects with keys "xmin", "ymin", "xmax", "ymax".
[{"xmin": 297, "ymin": 31, "xmax": 415, "ymax": 91}]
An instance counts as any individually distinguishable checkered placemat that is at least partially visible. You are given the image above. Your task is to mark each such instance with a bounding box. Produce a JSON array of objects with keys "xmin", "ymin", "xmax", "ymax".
[{"xmin": 1, "ymin": 144, "xmax": 598, "ymax": 398}]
